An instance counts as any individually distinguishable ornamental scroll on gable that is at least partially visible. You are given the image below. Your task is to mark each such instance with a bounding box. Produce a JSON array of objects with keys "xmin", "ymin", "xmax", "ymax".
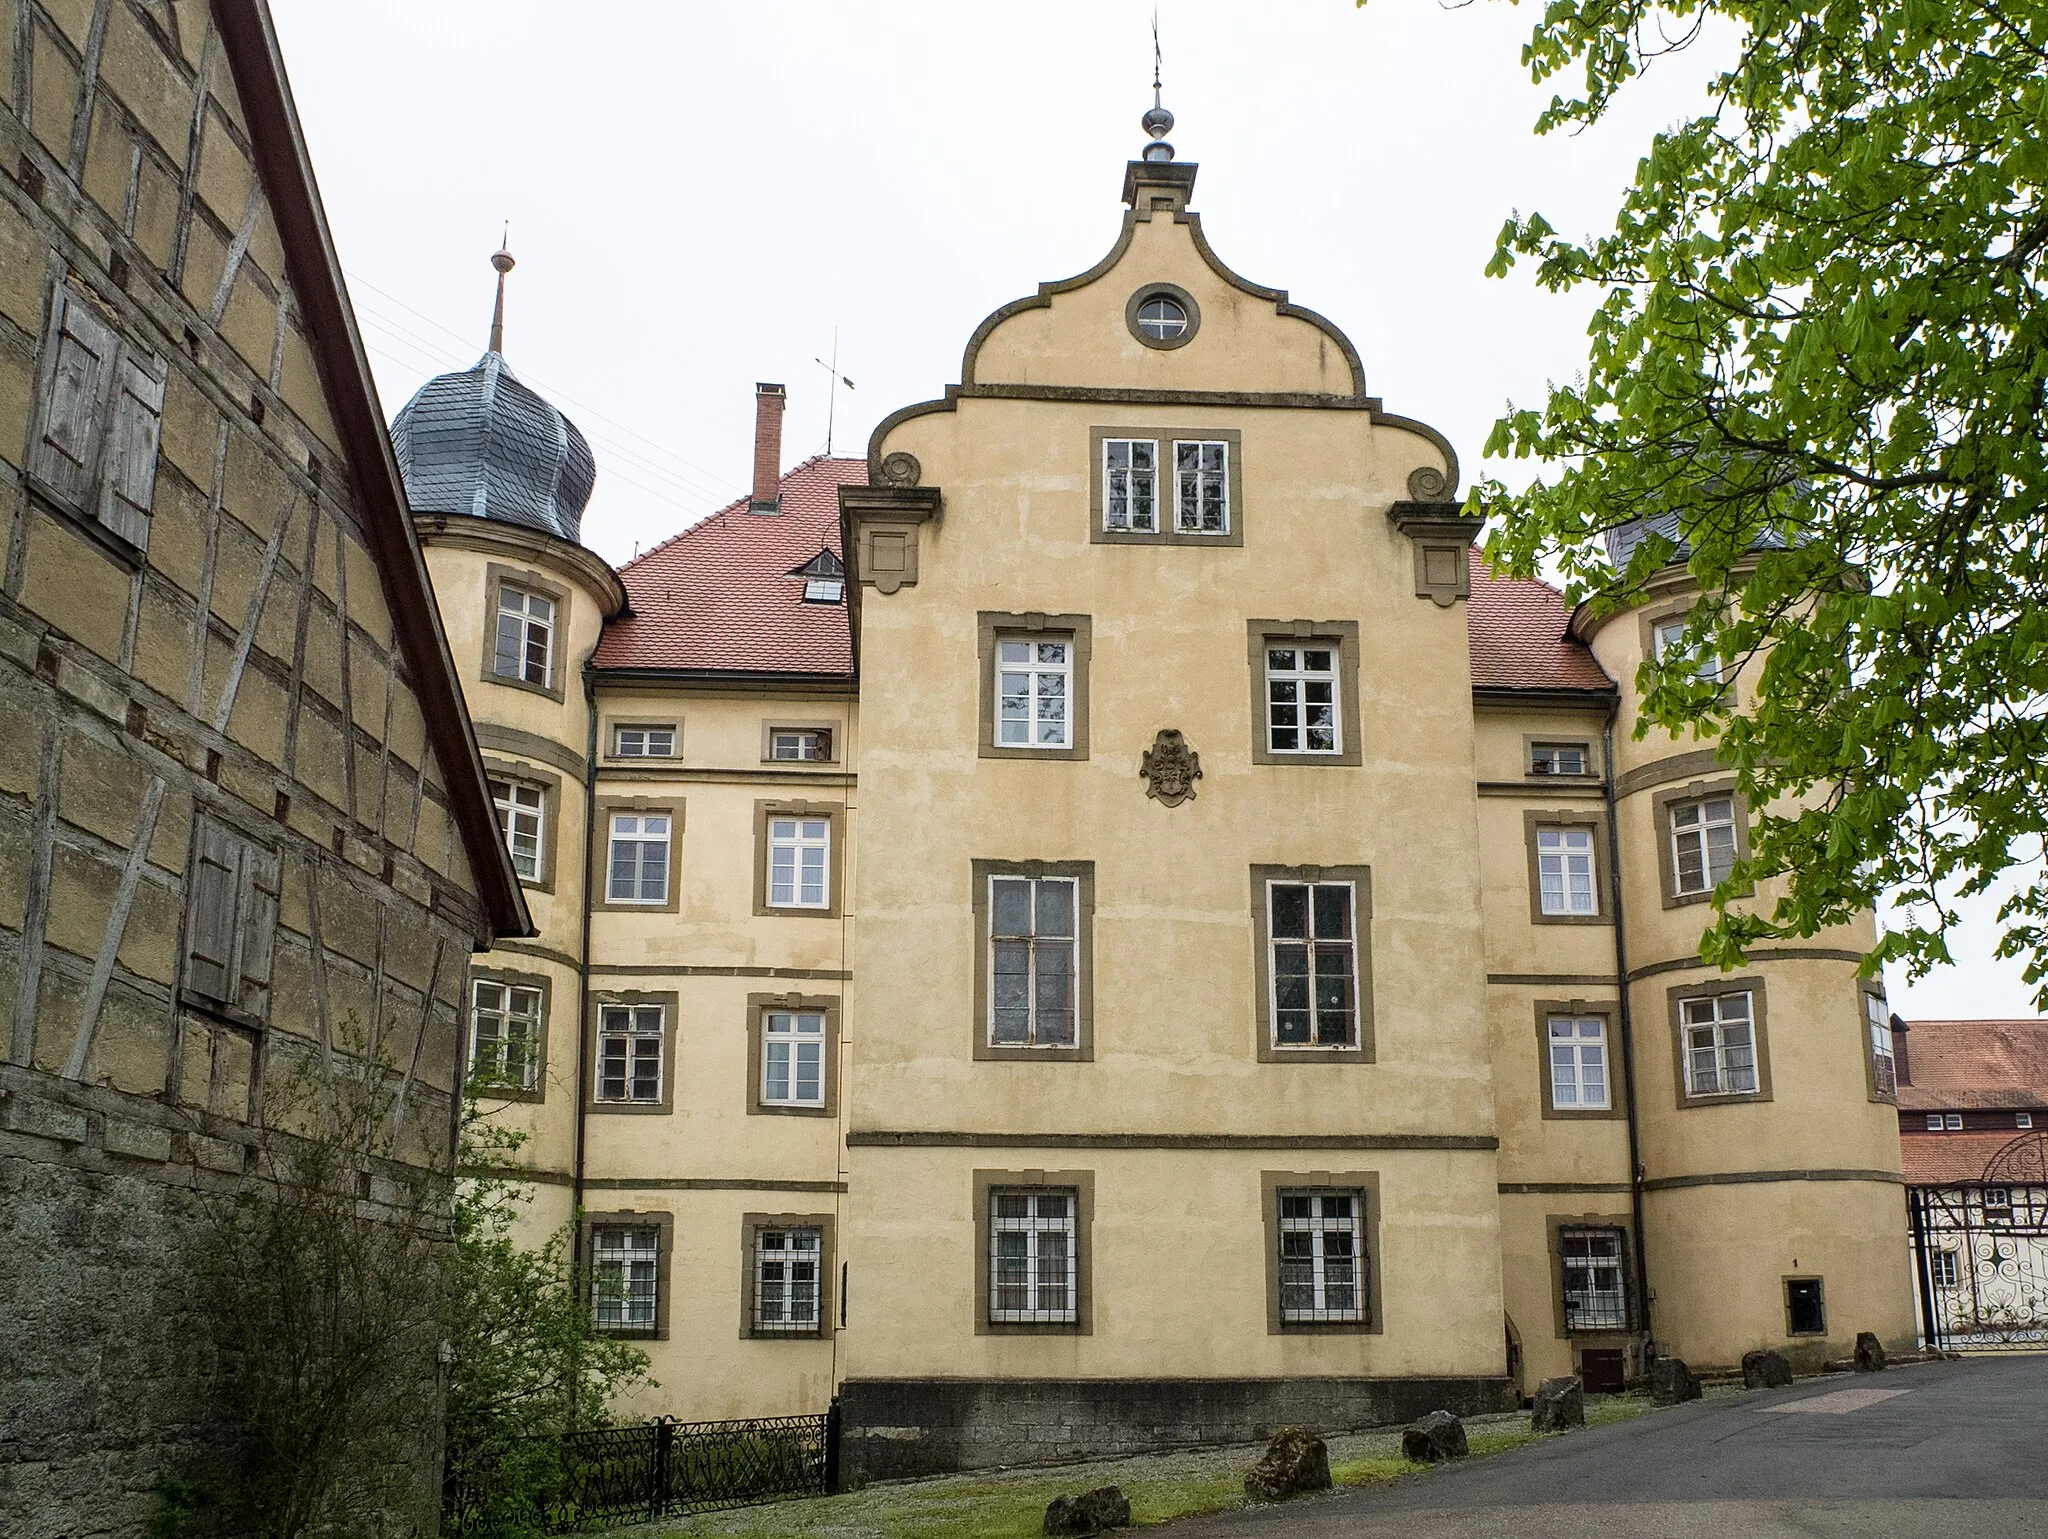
[
  {"xmin": 1140, "ymin": 729, "xmax": 1202, "ymax": 807},
  {"xmin": 1388, "ymin": 466, "xmax": 1483, "ymax": 608}
]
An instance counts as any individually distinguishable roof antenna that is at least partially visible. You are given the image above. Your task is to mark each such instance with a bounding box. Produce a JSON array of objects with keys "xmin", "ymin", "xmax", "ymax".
[
  {"xmin": 812, "ymin": 328, "xmax": 855, "ymax": 456},
  {"xmin": 1142, "ymin": 10, "xmax": 1175, "ymax": 162},
  {"xmin": 488, "ymin": 225, "xmax": 514, "ymax": 354}
]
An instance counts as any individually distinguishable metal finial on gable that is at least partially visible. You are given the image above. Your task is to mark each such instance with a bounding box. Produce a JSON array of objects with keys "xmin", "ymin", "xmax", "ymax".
[
  {"xmin": 1141, "ymin": 11, "xmax": 1175, "ymax": 162},
  {"xmin": 488, "ymin": 226, "xmax": 515, "ymax": 355}
]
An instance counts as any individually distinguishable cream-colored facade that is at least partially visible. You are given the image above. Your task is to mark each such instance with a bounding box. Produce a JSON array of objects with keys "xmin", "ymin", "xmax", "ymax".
[{"xmin": 416, "ymin": 132, "xmax": 1915, "ymax": 1477}]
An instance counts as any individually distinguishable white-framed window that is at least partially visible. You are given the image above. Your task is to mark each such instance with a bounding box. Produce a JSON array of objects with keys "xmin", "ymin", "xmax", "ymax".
[
  {"xmin": 989, "ymin": 874, "xmax": 1077, "ymax": 1047},
  {"xmin": 2021, "ymin": 1112, "xmax": 2036, "ymax": 1130},
  {"xmin": 469, "ymin": 979, "xmax": 542, "ymax": 1091},
  {"xmin": 1946, "ymin": 1112, "xmax": 1963, "ymax": 1131},
  {"xmin": 1173, "ymin": 439, "xmax": 1229, "ymax": 534},
  {"xmin": 1931, "ymin": 1249, "xmax": 1959, "ymax": 1288},
  {"xmin": 1561, "ymin": 1227, "xmax": 1628, "ymax": 1330},
  {"xmin": 767, "ymin": 816, "xmax": 831, "ymax": 909},
  {"xmin": 1267, "ymin": 879, "xmax": 1358, "ymax": 1049},
  {"xmin": 606, "ymin": 813, "xmax": 670, "ymax": 904},
  {"xmin": 1135, "ymin": 296, "xmax": 1188, "ymax": 341},
  {"xmin": 988, "ymin": 1188, "xmax": 1077, "ymax": 1324},
  {"xmin": 1535, "ymin": 827, "xmax": 1598, "ymax": 917},
  {"xmin": 489, "ymin": 777, "xmax": 545, "ymax": 882},
  {"xmin": 769, "ymin": 728, "xmax": 831, "ymax": 762},
  {"xmin": 1984, "ymin": 1186, "xmax": 2013, "ymax": 1217},
  {"xmin": 1680, "ymin": 991, "xmax": 1759, "ymax": 1098},
  {"xmin": 1927, "ymin": 1113, "xmax": 1945, "ymax": 1131},
  {"xmin": 1548, "ymin": 1016, "xmax": 1610, "ymax": 1110},
  {"xmin": 1529, "ymin": 741, "xmax": 1589, "ymax": 776},
  {"xmin": 995, "ymin": 636, "xmax": 1072, "ymax": 748},
  {"xmin": 1670, "ymin": 795, "xmax": 1738, "ymax": 896},
  {"xmin": 1652, "ymin": 616, "xmax": 1720, "ymax": 681},
  {"xmin": 761, "ymin": 1010, "xmax": 826, "ymax": 1108},
  {"xmin": 493, "ymin": 585, "xmax": 554, "ymax": 687},
  {"xmin": 595, "ymin": 1003, "xmax": 664, "ymax": 1103},
  {"xmin": 1102, "ymin": 437, "xmax": 1158, "ymax": 532},
  {"xmin": 614, "ymin": 725, "xmax": 675, "ymax": 758},
  {"xmin": 590, "ymin": 1224, "xmax": 659, "ymax": 1333},
  {"xmin": 1264, "ymin": 645, "xmax": 1340, "ymax": 755},
  {"xmin": 1277, "ymin": 1190, "xmax": 1364, "ymax": 1324},
  {"xmin": 1865, "ymin": 994, "xmax": 1897, "ymax": 1096},
  {"xmin": 752, "ymin": 1227, "xmax": 823, "ymax": 1333}
]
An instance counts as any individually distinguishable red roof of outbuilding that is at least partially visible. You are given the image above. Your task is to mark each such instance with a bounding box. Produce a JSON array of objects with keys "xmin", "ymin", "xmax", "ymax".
[
  {"xmin": 1898, "ymin": 1019, "xmax": 2048, "ymax": 1111},
  {"xmin": 1466, "ymin": 551, "xmax": 1615, "ymax": 694},
  {"xmin": 1899, "ymin": 1129, "xmax": 2035, "ymax": 1186},
  {"xmin": 593, "ymin": 455, "xmax": 865, "ymax": 676}
]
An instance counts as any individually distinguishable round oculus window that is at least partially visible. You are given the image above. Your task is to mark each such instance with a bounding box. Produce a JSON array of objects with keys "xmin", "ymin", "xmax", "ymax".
[{"xmin": 1136, "ymin": 296, "xmax": 1188, "ymax": 341}]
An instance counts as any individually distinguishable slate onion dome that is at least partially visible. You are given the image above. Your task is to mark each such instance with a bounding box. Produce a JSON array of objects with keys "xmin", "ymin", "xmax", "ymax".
[{"xmin": 390, "ymin": 242, "xmax": 596, "ymax": 545}]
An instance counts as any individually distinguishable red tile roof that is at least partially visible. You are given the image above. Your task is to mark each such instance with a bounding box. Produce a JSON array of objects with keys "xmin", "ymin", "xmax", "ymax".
[
  {"xmin": 1466, "ymin": 551, "xmax": 1614, "ymax": 694},
  {"xmin": 593, "ymin": 456, "xmax": 865, "ymax": 675},
  {"xmin": 1898, "ymin": 1019, "xmax": 2048, "ymax": 1111},
  {"xmin": 1899, "ymin": 1129, "xmax": 2039, "ymax": 1186}
]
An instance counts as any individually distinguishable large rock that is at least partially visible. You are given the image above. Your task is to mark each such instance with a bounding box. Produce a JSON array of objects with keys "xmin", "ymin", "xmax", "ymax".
[
  {"xmin": 1531, "ymin": 1375, "xmax": 1585, "ymax": 1433},
  {"xmin": 1043, "ymin": 1485, "xmax": 1131, "ymax": 1536},
  {"xmin": 1854, "ymin": 1332, "xmax": 1887, "ymax": 1373},
  {"xmin": 1243, "ymin": 1427, "xmax": 1332, "ymax": 1503},
  {"xmin": 1742, "ymin": 1349, "xmax": 1793, "ymax": 1390},
  {"xmin": 1401, "ymin": 1410, "xmax": 1469, "ymax": 1463},
  {"xmin": 1649, "ymin": 1357, "xmax": 1702, "ymax": 1406}
]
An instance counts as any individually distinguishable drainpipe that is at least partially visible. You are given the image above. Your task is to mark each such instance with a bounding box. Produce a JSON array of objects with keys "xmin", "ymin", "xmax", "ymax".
[
  {"xmin": 570, "ymin": 664, "xmax": 598, "ymax": 1263},
  {"xmin": 1602, "ymin": 714, "xmax": 1655, "ymax": 1367}
]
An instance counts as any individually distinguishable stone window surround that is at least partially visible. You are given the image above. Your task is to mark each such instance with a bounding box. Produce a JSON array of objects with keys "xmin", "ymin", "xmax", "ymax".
[
  {"xmin": 1651, "ymin": 778, "xmax": 1754, "ymax": 910},
  {"xmin": 761, "ymin": 720, "xmax": 842, "ymax": 765},
  {"xmin": 1856, "ymin": 978, "xmax": 1899, "ymax": 1106},
  {"xmin": 1246, "ymin": 620, "xmax": 1364, "ymax": 767},
  {"xmin": 482, "ymin": 755, "xmax": 562, "ymax": 894},
  {"xmin": 580, "ymin": 1208, "xmax": 674, "ymax": 1340},
  {"xmin": 976, "ymin": 612, "xmax": 1093, "ymax": 762},
  {"xmin": 1087, "ymin": 426, "xmax": 1244, "ymax": 548},
  {"xmin": 1249, "ymin": 863, "xmax": 1377, "ymax": 1064},
  {"xmin": 1260, "ymin": 1170, "xmax": 1383, "ymax": 1335},
  {"xmin": 1667, "ymin": 975, "xmax": 1775, "ymax": 1109},
  {"xmin": 745, "ymin": 992, "xmax": 841, "ymax": 1118},
  {"xmin": 738, "ymin": 1212, "xmax": 838, "ymax": 1340},
  {"xmin": 1523, "ymin": 808, "xmax": 1610, "ymax": 928},
  {"xmin": 604, "ymin": 717, "xmax": 681, "ymax": 762},
  {"xmin": 467, "ymin": 967, "xmax": 551, "ymax": 1105},
  {"xmin": 1124, "ymin": 281, "xmax": 1203, "ymax": 351},
  {"xmin": 481, "ymin": 561, "xmax": 570, "ymax": 704},
  {"xmin": 973, "ymin": 1169, "xmax": 1095, "ymax": 1336},
  {"xmin": 593, "ymin": 798, "xmax": 683, "ymax": 915},
  {"xmin": 752, "ymin": 800, "xmax": 847, "ymax": 918},
  {"xmin": 1639, "ymin": 600, "xmax": 1729, "ymax": 686},
  {"xmin": 584, "ymin": 989, "xmax": 680, "ymax": 1116},
  {"xmin": 1524, "ymin": 734, "xmax": 1602, "ymax": 782},
  {"xmin": 971, "ymin": 859, "xmax": 1096, "ymax": 1063},
  {"xmin": 1533, "ymin": 999, "xmax": 1625, "ymax": 1121},
  {"xmin": 1783, "ymin": 1274, "xmax": 1828, "ymax": 1337},
  {"xmin": 1547, "ymin": 1212, "xmax": 1639, "ymax": 1340}
]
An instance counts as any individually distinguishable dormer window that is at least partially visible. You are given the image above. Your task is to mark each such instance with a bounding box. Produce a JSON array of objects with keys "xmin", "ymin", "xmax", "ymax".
[{"xmin": 789, "ymin": 548, "xmax": 845, "ymax": 605}]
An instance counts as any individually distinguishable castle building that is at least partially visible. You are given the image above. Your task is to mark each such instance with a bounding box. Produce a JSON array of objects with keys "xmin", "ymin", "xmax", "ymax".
[{"xmin": 410, "ymin": 104, "xmax": 1917, "ymax": 1477}]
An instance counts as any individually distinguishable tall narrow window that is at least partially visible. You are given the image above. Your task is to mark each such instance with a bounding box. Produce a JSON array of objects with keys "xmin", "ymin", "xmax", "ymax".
[
  {"xmin": 595, "ymin": 1004, "xmax": 665, "ymax": 1103},
  {"xmin": 1548, "ymin": 1017, "xmax": 1610, "ymax": 1110},
  {"xmin": 1785, "ymin": 1277, "xmax": 1826, "ymax": 1335},
  {"xmin": 988, "ymin": 1189, "xmax": 1077, "ymax": 1324},
  {"xmin": 761, "ymin": 1010, "xmax": 826, "ymax": 1108},
  {"xmin": 1561, "ymin": 1227, "xmax": 1628, "ymax": 1330},
  {"xmin": 489, "ymin": 777, "xmax": 544, "ymax": 881},
  {"xmin": 1266, "ymin": 880, "xmax": 1358, "ymax": 1049},
  {"xmin": 1535, "ymin": 827, "xmax": 1598, "ymax": 917},
  {"xmin": 1865, "ymin": 994, "xmax": 1898, "ymax": 1097},
  {"xmin": 752, "ymin": 1227, "xmax": 823, "ymax": 1333},
  {"xmin": 767, "ymin": 817, "xmax": 831, "ymax": 909},
  {"xmin": 470, "ymin": 979, "xmax": 542, "ymax": 1092},
  {"xmin": 591, "ymin": 1224, "xmax": 660, "ymax": 1333},
  {"xmin": 996, "ymin": 637, "xmax": 1072, "ymax": 748},
  {"xmin": 989, "ymin": 875, "xmax": 1077, "ymax": 1047},
  {"xmin": 1681, "ymin": 990, "xmax": 1759, "ymax": 1097},
  {"xmin": 1277, "ymin": 1191, "xmax": 1364, "ymax": 1324},
  {"xmin": 1264, "ymin": 646, "xmax": 1340, "ymax": 755},
  {"xmin": 1669, "ymin": 795, "xmax": 1738, "ymax": 896},
  {"xmin": 493, "ymin": 585, "xmax": 554, "ymax": 687},
  {"xmin": 1102, "ymin": 438, "xmax": 1157, "ymax": 532},
  {"xmin": 183, "ymin": 817, "xmax": 282, "ymax": 1024},
  {"xmin": 1932, "ymin": 1250, "xmax": 1959, "ymax": 1288},
  {"xmin": 607, "ymin": 813, "xmax": 670, "ymax": 904},
  {"xmin": 1174, "ymin": 440, "xmax": 1230, "ymax": 533},
  {"xmin": 31, "ymin": 286, "xmax": 166, "ymax": 549}
]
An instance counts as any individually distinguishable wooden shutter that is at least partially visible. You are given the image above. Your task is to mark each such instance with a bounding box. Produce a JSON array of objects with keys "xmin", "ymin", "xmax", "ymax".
[
  {"xmin": 234, "ymin": 842, "xmax": 282, "ymax": 1021},
  {"xmin": 34, "ymin": 291, "xmax": 119, "ymax": 509},
  {"xmin": 97, "ymin": 348, "xmax": 166, "ymax": 549},
  {"xmin": 186, "ymin": 821, "xmax": 240, "ymax": 1003}
]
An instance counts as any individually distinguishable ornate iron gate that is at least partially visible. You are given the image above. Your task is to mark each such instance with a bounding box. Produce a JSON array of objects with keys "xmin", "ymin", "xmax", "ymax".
[{"xmin": 1910, "ymin": 1131, "xmax": 2048, "ymax": 1352}]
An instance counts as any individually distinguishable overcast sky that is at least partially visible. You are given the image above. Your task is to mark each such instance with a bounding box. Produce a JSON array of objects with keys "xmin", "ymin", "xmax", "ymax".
[{"xmin": 267, "ymin": 0, "xmax": 2034, "ymax": 1019}]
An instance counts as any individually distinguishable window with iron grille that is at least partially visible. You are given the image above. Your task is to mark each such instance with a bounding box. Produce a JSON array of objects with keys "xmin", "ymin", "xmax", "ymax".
[
  {"xmin": 761, "ymin": 1010, "xmax": 825, "ymax": 1108},
  {"xmin": 614, "ymin": 724, "xmax": 675, "ymax": 758},
  {"xmin": 1535, "ymin": 827, "xmax": 1598, "ymax": 916},
  {"xmin": 1932, "ymin": 1249, "xmax": 1959, "ymax": 1288},
  {"xmin": 1277, "ymin": 1191, "xmax": 1365, "ymax": 1324},
  {"xmin": 989, "ymin": 875, "xmax": 1077, "ymax": 1047},
  {"xmin": 493, "ymin": 585, "xmax": 554, "ymax": 687},
  {"xmin": 595, "ymin": 1004, "xmax": 664, "ymax": 1103},
  {"xmin": 995, "ymin": 637, "xmax": 1072, "ymax": 748},
  {"xmin": 1669, "ymin": 795, "xmax": 1738, "ymax": 896},
  {"xmin": 1174, "ymin": 440, "xmax": 1229, "ymax": 533},
  {"xmin": 607, "ymin": 813, "xmax": 670, "ymax": 904},
  {"xmin": 1548, "ymin": 1016, "xmax": 1610, "ymax": 1110},
  {"xmin": 591, "ymin": 1225, "xmax": 659, "ymax": 1335},
  {"xmin": 1266, "ymin": 880, "xmax": 1358, "ymax": 1049},
  {"xmin": 752, "ymin": 1227, "xmax": 823, "ymax": 1333},
  {"xmin": 1529, "ymin": 741, "xmax": 1589, "ymax": 776},
  {"xmin": 489, "ymin": 777, "xmax": 544, "ymax": 882},
  {"xmin": 988, "ymin": 1189, "xmax": 1077, "ymax": 1324},
  {"xmin": 1681, "ymin": 991, "xmax": 1759, "ymax": 1097},
  {"xmin": 1984, "ymin": 1186, "xmax": 2014, "ymax": 1218},
  {"xmin": 1264, "ymin": 645, "xmax": 1341, "ymax": 754},
  {"xmin": 1561, "ymin": 1227, "xmax": 1628, "ymax": 1330},
  {"xmin": 470, "ymin": 978, "xmax": 542, "ymax": 1092},
  {"xmin": 1102, "ymin": 438, "xmax": 1157, "ymax": 532},
  {"xmin": 769, "ymin": 727, "xmax": 831, "ymax": 762},
  {"xmin": 768, "ymin": 817, "xmax": 831, "ymax": 909},
  {"xmin": 1865, "ymin": 992, "xmax": 1897, "ymax": 1096}
]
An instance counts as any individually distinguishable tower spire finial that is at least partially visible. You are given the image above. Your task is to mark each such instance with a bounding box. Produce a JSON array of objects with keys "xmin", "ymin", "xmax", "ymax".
[
  {"xmin": 1141, "ymin": 10, "xmax": 1175, "ymax": 162},
  {"xmin": 488, "ymin": 226, "xmax": 514, "ymax": 355}
]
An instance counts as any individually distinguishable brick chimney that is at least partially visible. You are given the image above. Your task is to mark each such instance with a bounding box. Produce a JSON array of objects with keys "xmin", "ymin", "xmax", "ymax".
[{"xmin": 750, "ymin": 382, "xmax": 785, "ymax": 513}]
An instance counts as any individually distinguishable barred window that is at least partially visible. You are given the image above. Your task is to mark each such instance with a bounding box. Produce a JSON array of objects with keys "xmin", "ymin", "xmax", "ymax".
[
  {"xmin": 595, "ymin": 1004, "xmax": 664, "ymax": 1103},
  {"xmin": 767, "ymin": 817, "xmax": 831, "ymax": 909},
  {"xmin": 607, "ymin": 813, "xmax": 670, "ymax": 904},
  {"xmin": 1264, "ymin": 646, "xmax": 1340, "ymax": 754},
  {"xmin": 1670, "ymin": 795, "xmax": 1737, "ymax": 896},
  {"xmin": 614, "ymin": 725, "xmax": 675, "ymax": 758},
  {"xmin": 489, "ymin": 777, "xmax": 544, "ymax": 882},
  {"xmin": 1681, "ymin": 991, "xmax": 1758, "ymax": 1097},
  {"xmin": 1865, "ymin": 993, "xmax": 1897, "ymax": 1096},
  {"xmin": 1174, "ymin": 439, "xmax": 1229, "ymax": 534},
  {"xmin": 1277, "ymin": 1191, "xmax": 1364, "ymax": 1324},
  {"xmin": 995, "ymin": 637, "xmax": 1072, "ymax": 748},
  {"xmin": 1535, "ymin": 827, "xmax": 1598, "ymax": 916},
  {"xmin": 752, "ymin": 1227, "xmax": 823, "ymax": 1333},
  {"xmin": 493, "ymin": 585, "xmax": 554, "ymax": 687},
  {"xmin": 769, "ymin": 728, "xmax": 831, "ymax": 762},
  {"xmin": 761, "ymin": 1010, "xmax": 826, "ymax": 1108},
  {"xmin": 989, "ymin": 1189, "xmax": 1077, "ymax": 1324},
  {"xmin": 1102, "ymin": 438, "xmax": 1157, "ymax": 532},
  {"xmin": 1548, "ymin": 1016, "xmax": 1609, "ymax": 1110},
  {"xmin": 1932, "ymin": 1249, "xmax": 1959, "ymax": 1288},
  {"xmin": 1267, "ymin": 880, "xmax": 1358, "ymax": 1049},
  {"xmin": 989, "ymin": 875, "xmax": 1077, "ymax": 1047},
  {"xmin": 1561, "ymin": 1227, "xmax": 1627, "ymax": 1330},
  {"xmin": 591, "ymin": 1224, "xmax": 659, "ymax": 1334},
  {"xmin": 470, "ymin": 979, "xmax": 542, "ymax": 1092}
]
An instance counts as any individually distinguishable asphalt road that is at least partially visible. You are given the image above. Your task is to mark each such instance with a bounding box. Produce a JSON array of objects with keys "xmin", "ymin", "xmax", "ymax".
[{"xmin": 1177, "ymin": 1355, "xmax": 2048, "ymax": 1539}]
